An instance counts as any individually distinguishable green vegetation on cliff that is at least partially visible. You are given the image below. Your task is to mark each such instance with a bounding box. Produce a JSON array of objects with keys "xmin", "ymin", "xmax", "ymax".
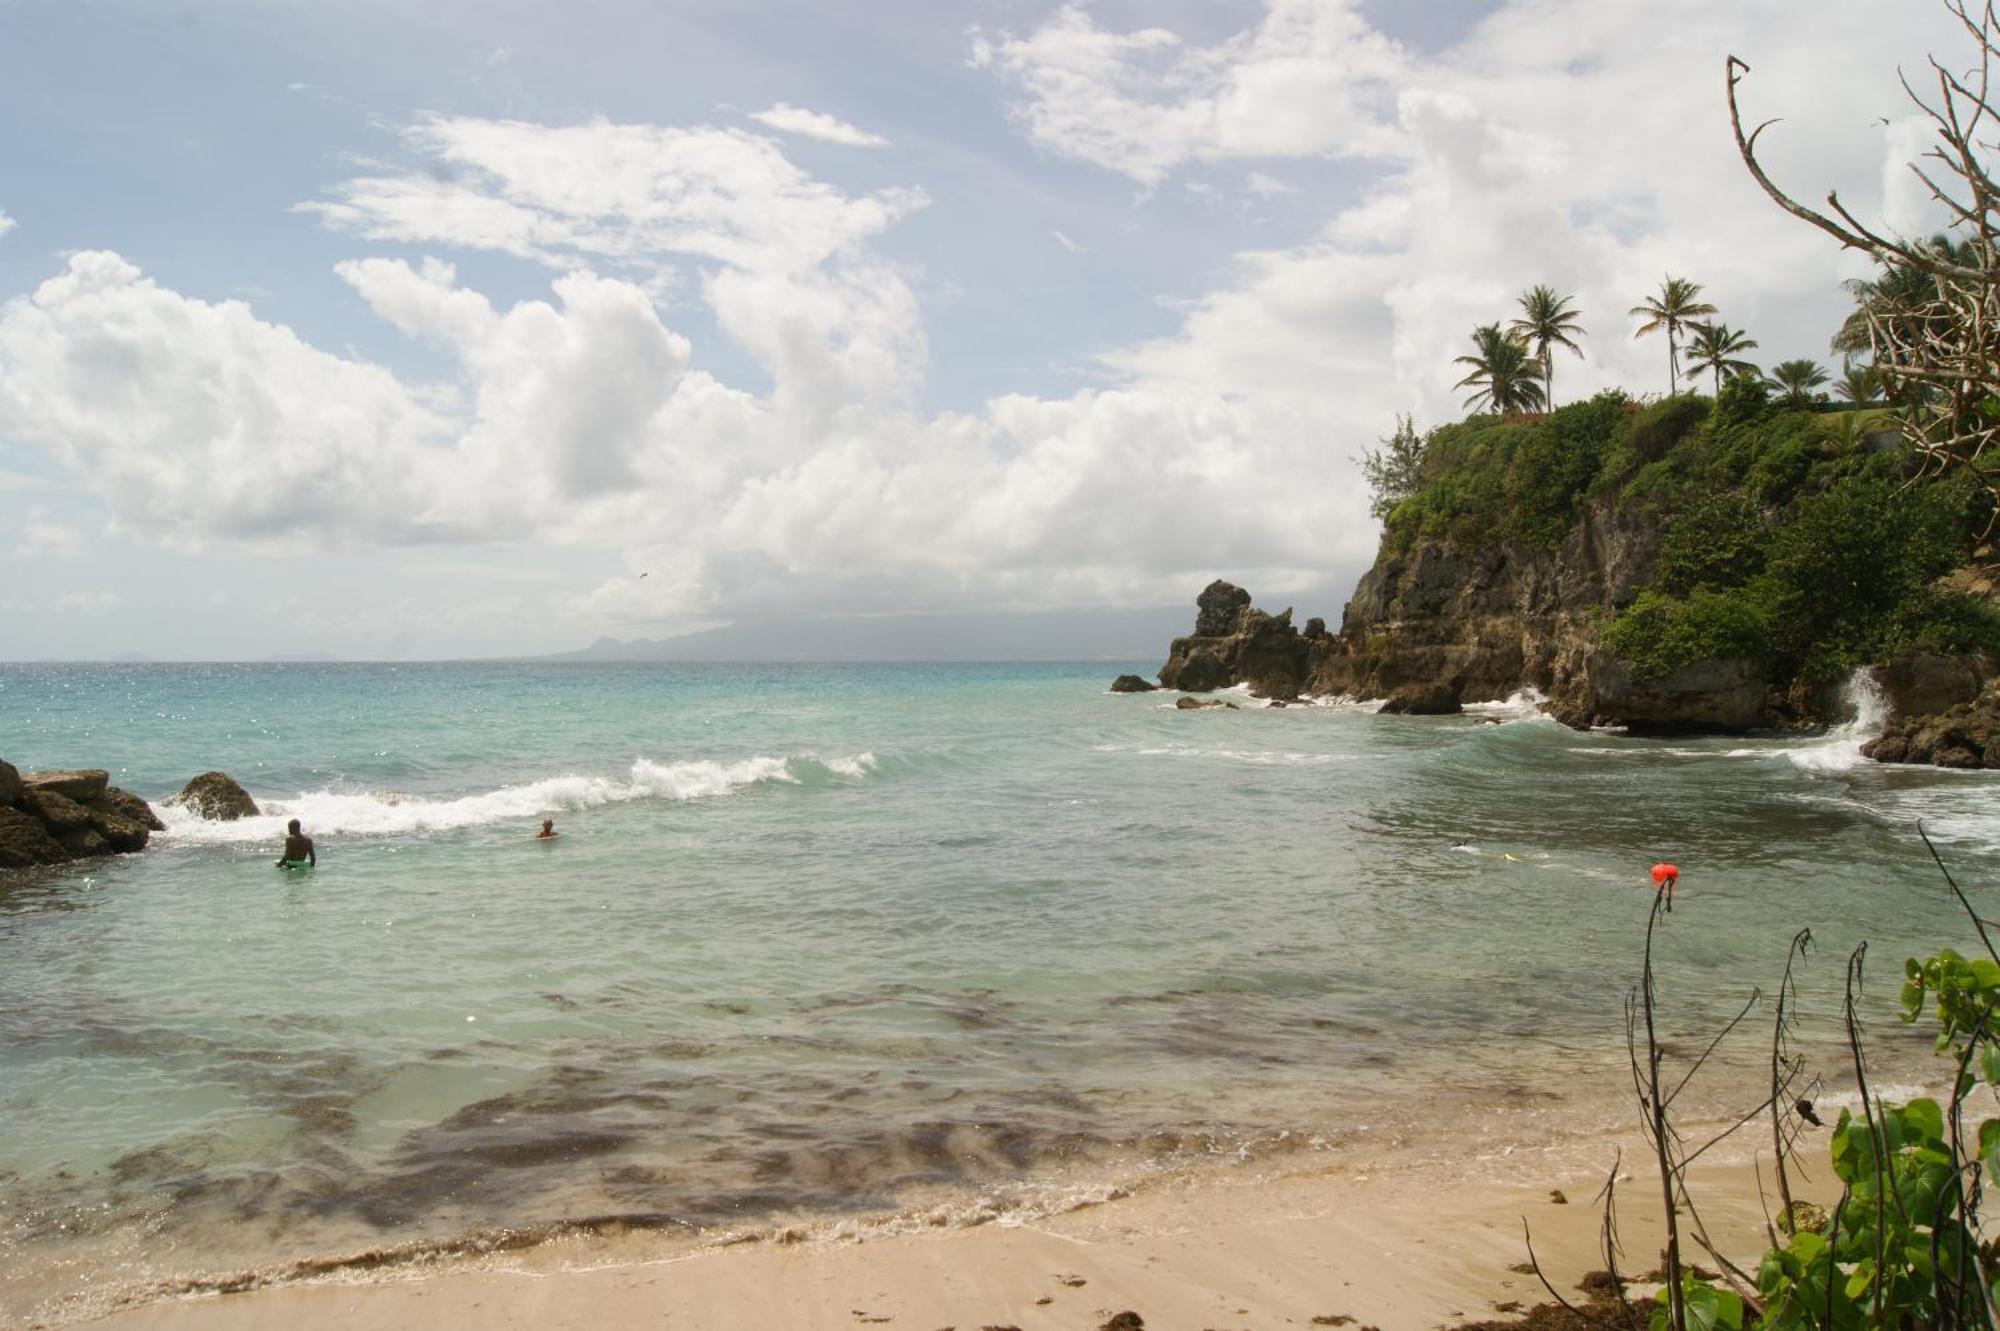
[{"xmin": 1375, "ymin": 383, "xmax": 1999, "ymax": 683}]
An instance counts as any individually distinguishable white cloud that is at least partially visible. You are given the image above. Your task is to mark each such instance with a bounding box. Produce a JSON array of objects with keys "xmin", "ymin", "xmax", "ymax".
[
  {"xmin": 56, "ymin": 589, "xmax": 122, "ymax": 612},
  {"xmin": 0, "ymin": 251, "xmax": 461, "ymax": 546},
  {"xmin": 0, "ymin": 210, "xmax": 14, "ymax": 240},
  {"xmin": 1045, "ymin": 0, "xmax": 1964, "ymax": 428},
  {"xmin": 301, "ymin": 115, "xmax": 925, "ymax": 274},
  {"xmin": 970, "ymin": 0, "xmax": 1406, "ymax": 186},
  {"xmin": 1051, "ymin": 229, "xmax": 1085, "ymax": 253},
  {"xmin": 0, "ymin": 2, "xmax": 1975, "ymax": 642},
  {"xmin": 11, "ymin": 505, "xmax": 87, "ymax": 559},
  {"xmin": 749, "ymin": 102, "xmax": 890, "ymax": 148}
]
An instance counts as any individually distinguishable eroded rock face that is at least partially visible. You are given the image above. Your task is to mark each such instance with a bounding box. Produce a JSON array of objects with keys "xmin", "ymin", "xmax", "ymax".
[
  {"xmin": 1584, "ymin": 656, "xmax": 1773, "ymax": 734},
  {"xmin": 0, "ymin": 806, "xmax": 66, "ymax": 868},
  {"xmin": 169, "ymin": 771, "xmax": 259, "ymax": 821},
  {"xmin": 1864, "ymin": 681, "xmax": 2000, "ymax": 769},
  {"xmin": 23, "ymin": 769, "xmax": 110, "ymax": 803},
  {"xmin": 1159, "ymin": 582, "xmax": 1313, "ymax": 698},
  {"xmin": 1378, "ymin": 683, "xmax": 1463, "ymax": 716},
  {"xmin": 0, "ymin": 762, "xmax": 163, "ymax": 869}
]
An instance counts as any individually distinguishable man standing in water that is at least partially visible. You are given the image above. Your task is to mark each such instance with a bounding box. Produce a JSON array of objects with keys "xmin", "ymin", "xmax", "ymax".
[{"xmin": 277, "ymin": 818, "xmax": 316, "ymax": 868}]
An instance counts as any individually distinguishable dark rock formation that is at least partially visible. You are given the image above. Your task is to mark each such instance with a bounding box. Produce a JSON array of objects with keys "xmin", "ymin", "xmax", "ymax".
[
  {"xmin": 169, "ymin": 771, "xmax": 259, "ymax": 821},
  {"xmin": 0, "ymin": 806, "xmax": 65, "ymax": 867},
  {"xmin": 1585, "ymin": 657, "xmax": 1773, "ymax": 732},
  {"xmin": 1174, "ymin": 696, "xmax": 1239, "ymax": 710},
  {"xmin": 1159, "ymin": 580, "xmax": 1313, "ymax": 698},
  {"xmin": 24, "ymin": 769, "xmax": 109, "ymax": 803},
  {"xmin": 1878, "ymin": 650, "xmax": 1987, "ymax": 720},
  {"xmin": 1193, "ymin": 580, "xmax": 1251, "ymax": 636},
  {"xmin": 1151, "ymin": 504, "xmax": 1841, "ymax": 733},
  {"xmin": 1109, "ymin": 674, "xmax": 1158, "ymax": 693},
  {"xmin": 0, "ymin": 762, "xmax": 164, "ymax": 869},
  {"xmin": 1864, "ymin": 681, "xmax": 2000, "ymax": 768},
  {"xmin": 1378, "ymin": 683, "xmax": 1463, "ymax": 716}
]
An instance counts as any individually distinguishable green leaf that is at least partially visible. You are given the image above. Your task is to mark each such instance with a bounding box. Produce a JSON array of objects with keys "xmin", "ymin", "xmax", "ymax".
[{"xmin": 1903, "ymin": 1096, "xmax": 1945, "ymax": 1143}]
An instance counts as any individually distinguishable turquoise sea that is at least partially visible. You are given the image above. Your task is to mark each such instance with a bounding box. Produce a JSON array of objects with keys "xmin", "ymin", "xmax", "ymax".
[{"xmin": 3, "ymin": 660, "xmax": 1997, "ymax": 1324}]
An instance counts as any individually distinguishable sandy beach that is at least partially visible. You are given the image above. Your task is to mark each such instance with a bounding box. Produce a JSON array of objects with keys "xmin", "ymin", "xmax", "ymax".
[{"xmin": 76, "ymin": 1111, "xmax": 1829, "ymax": 1331}]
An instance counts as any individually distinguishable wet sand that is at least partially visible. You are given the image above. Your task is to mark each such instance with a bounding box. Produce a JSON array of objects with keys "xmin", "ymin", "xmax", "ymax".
[{"xmin": 81, "ymin": 1115, "xmax": 1831, "ymax": 1331}]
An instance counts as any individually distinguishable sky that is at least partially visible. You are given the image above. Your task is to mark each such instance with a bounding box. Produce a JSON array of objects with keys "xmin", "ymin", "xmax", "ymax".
[{"xmin": 0, "ymin": 0, "xmax": 1963, "ymax": 661}]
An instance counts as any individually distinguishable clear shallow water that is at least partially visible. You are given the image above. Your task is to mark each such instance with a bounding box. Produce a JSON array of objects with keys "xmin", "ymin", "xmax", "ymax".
[{"xmin": 1, "ymin": 661, "xmax": 1995, "ymax": 1322}]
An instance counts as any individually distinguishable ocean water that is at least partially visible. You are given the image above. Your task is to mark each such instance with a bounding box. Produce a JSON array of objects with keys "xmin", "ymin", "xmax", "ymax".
[{"xmin": 2, "ymin": 661, "xmax": 1996, "ymax": 1323}]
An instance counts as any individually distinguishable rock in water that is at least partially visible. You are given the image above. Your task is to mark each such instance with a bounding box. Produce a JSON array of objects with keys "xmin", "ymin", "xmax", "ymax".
[
  {"xmin": 1158, "ymin": 581, "xmax": 1312, "ymax": 699},
  {"xmin": 21, "ymin": 769, "xmax": 109, "ymax": 803},
  {"xmin": 21, "ymin": 788, "xmax": 91, "ymax": 830},
  {"xmin": 0, "ymin": 805, "xmax": 67, "ymax": 868},
  {"xmin": 171, "ymin": 771, "xmax": 260, "ymax": 821},
  {"xmin": 0, "ymin": 761, "xmax": 163, "ymax": 868},
  {"xmin": 1379, "ymin": 683, "xmax": 1463, "ymax": 715},
  {"xmin": 1109, "ymin": 674, "xmax": 1158, "ymax": 693},
  {"xmin": 98, "ymin": 787, "xmax": 166, "ymax": 833},
  {"xmin": 1865, "ymin": 680, "xmax": 2000, "ymax": 769}
]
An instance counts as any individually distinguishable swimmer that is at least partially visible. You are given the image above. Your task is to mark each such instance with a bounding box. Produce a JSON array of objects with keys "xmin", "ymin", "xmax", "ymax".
[
  {"xmin": 277, "ymin": 818, "xmax": 316, "ymax": 868},
  {"xmin": 536, "ymin": 817, "xmax": 558, "ymax": 840}
]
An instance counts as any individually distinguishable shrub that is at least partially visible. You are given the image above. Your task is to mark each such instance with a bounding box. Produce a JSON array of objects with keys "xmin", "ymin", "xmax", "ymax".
[
  {"xmin": 1654, "ymin": 491, "xmax": 1768, "ymax": 596},
  {"xmin": 1602, "ymin": 585, "xmax": 1776, "ymax": 681},
  {"xmin": 1713, "ymin": 373, "xmax": 1771, "ymax": 429},
  {"xmin": 1626, "ymin": 395, "xmax": 1710, "ymax": 465}
]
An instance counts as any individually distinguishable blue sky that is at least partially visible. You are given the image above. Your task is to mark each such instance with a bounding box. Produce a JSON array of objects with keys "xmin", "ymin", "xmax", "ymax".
[{"xmin": 0, "ymin": 0, "xmax": 1958, "ymax": 660}]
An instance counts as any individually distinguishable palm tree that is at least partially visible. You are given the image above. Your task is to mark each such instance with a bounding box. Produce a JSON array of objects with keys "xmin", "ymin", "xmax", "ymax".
[
  {"xmin": 1765, "ymin": 358, "xmax": 1829, "ymax": 410},
  {"xmin": 1682, "ymin": 322, "xmax": 1760, "ymax": 395},
  {"xmin": 1831, "ymin": 232, "xmax": 1978, "ymax": 358},
  {"xmin": 1835, "ymin": 361, "xmax": 1880, "ymax": 406},
  {"xmin": 1631, "ymin": 277, "xmax": 1718, "ymax": 394},
  {"xmin": 1453, "ymin": 323, "xmax": 1546, "ymax": 414},
  {"xmin": 1508, "ymin": 285, "xmax": 1585, "ymax": 409}
]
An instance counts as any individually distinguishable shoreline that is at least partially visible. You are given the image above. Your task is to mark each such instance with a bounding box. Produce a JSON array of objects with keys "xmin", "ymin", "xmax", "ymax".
[{"xmin": 68, "ymin": 1109, "xmax": 1838, "ymax": 1331}]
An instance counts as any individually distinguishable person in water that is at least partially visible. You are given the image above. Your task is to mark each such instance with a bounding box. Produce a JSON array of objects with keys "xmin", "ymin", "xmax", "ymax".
[
  {"xmin": 536, "ymin": 818, "xmax": 558, "ymax": 839},
  {"xmin": 277, "ymin": 819, "xmax": 316, "ymax": 868}
]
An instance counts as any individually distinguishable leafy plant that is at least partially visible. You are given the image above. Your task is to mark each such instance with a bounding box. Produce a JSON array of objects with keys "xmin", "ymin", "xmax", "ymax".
[
  {"xmin": 1766, "ymin": 359, "xmax": 1830, "ymax": 410},
  {"xmin": 1455, "ymin": 323, "xmax": 1548, "ymax": 414},
  {"xmin": 1633, "ymin": 276, "xmax": 1721, "ymax": 395},
  {"xmin": 1511, "ymin": 284, "xmax": 1588, "ymax": 410},
  {"xmin": 1685, "ymin": 322, "xmax": 1763, "ymax": 396},
  {"xmin": 1359, "ymin": 415, "xmax": 1427, "ymax": 522}
]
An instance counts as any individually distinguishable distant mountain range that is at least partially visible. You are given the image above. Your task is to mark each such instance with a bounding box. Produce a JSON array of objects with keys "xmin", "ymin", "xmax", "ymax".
[{"xmin": 533, "ymin": 605, "xmax": 1207, "ymax": 663}]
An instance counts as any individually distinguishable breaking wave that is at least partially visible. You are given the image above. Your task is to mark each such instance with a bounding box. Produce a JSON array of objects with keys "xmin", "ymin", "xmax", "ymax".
[{"xmin": 154, "ymin": 753, "xmax": 878, "ymax": 844}]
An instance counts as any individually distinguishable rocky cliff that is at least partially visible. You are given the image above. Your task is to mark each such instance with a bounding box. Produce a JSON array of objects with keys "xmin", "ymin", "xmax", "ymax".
[
  {"xmin": 1156, "ymin": 497, "xmax": 1741, "ymax": 725},
  {"xmin": 0, "ymin": 761, "xmax": 164, "ymax": 869},
  {"xmin": 1152, "ymin": 556, "xmax": 1990, "ymax": 753}
]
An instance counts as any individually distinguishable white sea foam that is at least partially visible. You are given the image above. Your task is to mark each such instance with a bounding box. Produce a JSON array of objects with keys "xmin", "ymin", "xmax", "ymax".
[
  {"xmin": 1093, "ymin": 742, "xmax": 1356, "ymax": 766},
  {"xmin": 1463, "ymin": 686, "xmax": 1549, "ymax": 721},
  {"xmin": 154, "ymin": 753, "xmax": 877, "ymax": 845},
  {"xmin": 1774, "ymin": 668, "xmax": 1889, "ymax": 772},
  {"xmin": 1294, "ymin": 693, "xmax": 1388, "ymax": 712}
]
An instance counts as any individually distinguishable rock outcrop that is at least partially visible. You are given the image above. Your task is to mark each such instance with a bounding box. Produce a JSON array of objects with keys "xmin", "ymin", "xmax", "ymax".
[
  {"xmin": 169, "ymin": 771, "xmax": 259, "ymax": 821},
  {"xmin": 1158, "ymin": 580, "xmax": 1317, "ymax": 698},
  {"xmin": 0, "ymin": 761, "xmax": 165, "ymax": 869},
  {"xmin": 1150, "ymin": 505, "xmax": 1882, "ymax": 734},
  {"xmin": 1109, "ymin": 674, "xmax": 1158, "ymax": 693},
  {"xmin": 1864, "ymin": 679, "xmax": 2000, "ymax": 768}
]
